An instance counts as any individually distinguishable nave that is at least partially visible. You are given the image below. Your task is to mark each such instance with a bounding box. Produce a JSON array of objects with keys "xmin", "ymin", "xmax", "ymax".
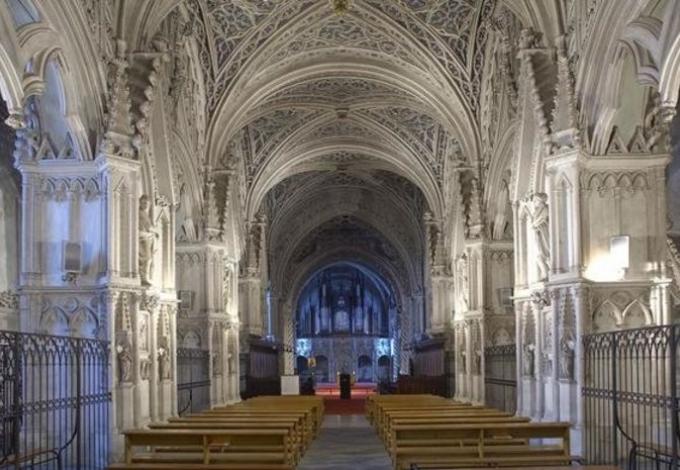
[
  {"xmin": 0, "ymin": 0, "xmax": 680, "ymax": 469},
  {"xmin": 297, "ymin": 415, "xmax": 392, "ymax": 470}
]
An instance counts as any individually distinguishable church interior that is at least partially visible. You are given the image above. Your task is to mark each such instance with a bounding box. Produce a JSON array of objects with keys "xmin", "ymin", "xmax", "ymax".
[{"xmin": 0, "ymin": 0, "xmax": 679, "ymax": 469}]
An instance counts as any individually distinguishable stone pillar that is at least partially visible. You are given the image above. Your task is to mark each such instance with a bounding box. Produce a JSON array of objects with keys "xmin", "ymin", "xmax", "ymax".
[
  {"xmin": 430, "ymin": 271, "xmax": 454, "ymax": 335},
  {"xmin": 239, "ymin": 273, "xmax": 263, "ymax": 337}
]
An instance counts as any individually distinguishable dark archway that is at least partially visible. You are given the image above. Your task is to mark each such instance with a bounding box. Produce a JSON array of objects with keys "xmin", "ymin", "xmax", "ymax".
[
  {"xmin": 357, "ymin": 355, "xmax": 373, "ymax": 383},
  {"xmin": 315, "ymin": 355, "xmax": 329, "ymax": 383},
  {"xmin": 377, "ymin": 355, "xmax": 391, "ymax": 383}
]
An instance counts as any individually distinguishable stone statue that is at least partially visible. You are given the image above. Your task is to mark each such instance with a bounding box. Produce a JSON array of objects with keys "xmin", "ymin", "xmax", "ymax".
[
  {"xmin": 158, "ymin": 347, "xmax": 171, "ymax": 380},
  {"xmin": 523, "ymin": 344, "xmax": 535, "ymax": 377},
  {"xmin": 458, "ymin": 255, "xmax": 470, "ymax": 310},
  {"xmin": 140, "ymin": 359, "xmax": 151, "ymax": 380},
  {"xmin": 139, "ymin": 195, "xmax": 159, "ymax": 287},
  {"xmin": 223, "ymin": 265, "xmax": 233, "ymax": 307},
  {"xmin": 473, "ymin": 350, "xmax": 482, "ymax": 375},
  {"xmin": 559, "ymin": 336, "xmax": 575, "ymax": 380},
  {"xmin": 117, "ymin": 342, "xmax": 133, "ymax": 383},
  {"xmin": 212, "ymin": 353, "xmax": 222, "ymax": 377},
  {"xmin": 527, "ymin": 193, "xmax": 550, "ymax": 280}
]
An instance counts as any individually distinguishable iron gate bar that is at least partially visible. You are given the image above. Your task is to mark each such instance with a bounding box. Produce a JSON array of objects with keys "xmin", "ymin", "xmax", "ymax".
[
  {"xmin": 0, "ymin": 330, "xmax": 110, "ymax": 470},
  {"xmin": 484, "ymin": 344, "xmax": 517, "ymax": 415},
  {"xmin": 583, "ymin": 324, "xmax": 680, "ymax": 469},
  {"xmin": 176, "ymin": 348, "xmax": 211, "ymax": 415}
]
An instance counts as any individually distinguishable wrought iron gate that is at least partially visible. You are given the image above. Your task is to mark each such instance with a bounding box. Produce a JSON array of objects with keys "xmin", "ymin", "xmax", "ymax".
[
  {"xmin": 0, "ymin": 330, "xmax": 110, "ymax": 469},
  {"xmin": 583, "ymin": 325, "xmax": 679, "ymax": 469},
  {"xmin": 177, "ymin": 348, "xmax": 211, "ymax": 415},
  {"xmin": 484, "ymin": 344, "xmax": 517, "ymax": 414}
]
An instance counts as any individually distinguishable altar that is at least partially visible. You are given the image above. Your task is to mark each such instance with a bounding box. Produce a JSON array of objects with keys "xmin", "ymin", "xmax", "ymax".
[
  {"xmin": 294, "ymin": 265, "xmax": 397, "ymax": 384},
  {"xmin": 315, "ymin": 382, "xmax": 377, "ymax": 398}
]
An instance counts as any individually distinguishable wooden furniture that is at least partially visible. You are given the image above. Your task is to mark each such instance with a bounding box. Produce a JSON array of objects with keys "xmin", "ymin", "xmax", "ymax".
[
  {"xmin": 108, "ymin": 396, "xmax": 324, "ymax": 470},
  {"xmin": 369, "ymin": 394, "xmax": 578, "ymax": 470}
]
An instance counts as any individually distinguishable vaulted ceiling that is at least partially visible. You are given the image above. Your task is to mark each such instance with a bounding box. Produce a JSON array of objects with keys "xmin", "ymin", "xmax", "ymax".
[
  {"xmin": 163, "ymin": 0, "xmax": 523, "ymax": 302},
  {"xmin": 168, "ymin": 0, "xmax": 517, "ymax": 302}
]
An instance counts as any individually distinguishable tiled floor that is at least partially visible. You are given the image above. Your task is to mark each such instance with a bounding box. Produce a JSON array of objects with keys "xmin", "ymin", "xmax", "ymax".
[{"xmin": 298, "ymin": 415, "xmax": 392, "ymax": 470}]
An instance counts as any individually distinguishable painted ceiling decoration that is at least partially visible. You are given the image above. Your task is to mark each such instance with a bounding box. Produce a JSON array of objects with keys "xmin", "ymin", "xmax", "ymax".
[{"xmin": 169, "ymin": 1, "xmax": 510, "ymax": 328}]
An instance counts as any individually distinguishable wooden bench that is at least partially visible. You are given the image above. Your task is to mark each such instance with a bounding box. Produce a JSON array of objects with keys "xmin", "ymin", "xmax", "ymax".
[
  {"xmin": 376, "ymin": 404, "xmax": 478, "ymax": 434},
  {"xmin": 194, "ymin": 408, "xmax": 310, "ymax": 441},
  {"xmin": 122, "ymin": 428, "xmax": 293, "ymax": 467},
  {"xmin": 380, "ymin": 409, "xmax": 514, "ymax": 441},
  {"xmin": 110, "ymin": 396, "xmax": 324, "ymax": 470},
  {"xmin": 391, "ymin": 422, "xmax": 573, "ymax": 470},
  {"xmin": 109, "ymin": 464, "xmax": 291, "ymax": 470},
  {"xmin": 209, "ymin": 403, "xmax": 320, "ymax": 437},
  {"xmin": 148, "ymin": 421, "xmax": 302, "ymax": 463},
  {"xmin": 427, "ymin": 467, "xmax": 618, "ymax": 470},
  {"xmin": 385, "ymin": 415, "xmax": 531, "ymax": 451}
]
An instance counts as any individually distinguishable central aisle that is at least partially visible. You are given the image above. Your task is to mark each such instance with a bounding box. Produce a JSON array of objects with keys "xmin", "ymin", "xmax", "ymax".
[{"xmin": 297, "ymin": 415, "xmax": 392, "ymax": 470}]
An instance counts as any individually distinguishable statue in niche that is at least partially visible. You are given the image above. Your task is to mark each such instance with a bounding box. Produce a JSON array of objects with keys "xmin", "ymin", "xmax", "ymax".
[
  {"xmin": 523, "ymin": 344, "xmax": 535, "ymax": 377},
  {"xmin": 139, "ymin": 195, "xmax": 159, "ymax": 287},
  {"xmin": 140, "ymin": 359, "xmax": 151, "ymax": 380},
  {"xmin": 473, "ymin": 350, "xmax": 482, "ymax": 375},
  {"xmin": 542, "ymin": 352, "xmax": 553, "ymax": 376},
  {"xmin": 116, "ymin": 341, "xmax": 133, "ymax": 384},
  {"xmin": 223, "ymin": 266, "xmax": 233, "ymax": 309},
  {"xmin": 139, "ymin": 317, "xmax": 148, "ymax": 351},
  {"xmin": 158, "ymin": 343, "xmax": 171, "ymax": 380},
  {"xmin": 457, "ymin": 255, "xmax": 470, "ymax": 310},
  {"xmin": 559, "ymin": 334, "xmax": 575, "ymax": 380},
  {"xmin": 212, "ymin": 352, "xmax": 222, "ymax": 377},
  {"xmin": 526, "ymin": 193, "xmax": 550, "ymax": 280}
]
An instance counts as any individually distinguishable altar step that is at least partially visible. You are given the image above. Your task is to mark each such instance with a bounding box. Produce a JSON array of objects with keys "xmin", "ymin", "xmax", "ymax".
[{"xmin": 315, "ymin": 383, "xmax": 377, "ymax": 398}]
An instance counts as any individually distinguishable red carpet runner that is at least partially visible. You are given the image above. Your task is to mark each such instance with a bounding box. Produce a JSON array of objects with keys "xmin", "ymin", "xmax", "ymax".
[{"xmin": 323, "ymin": 398, "xmax": 367, "ymax": 415}]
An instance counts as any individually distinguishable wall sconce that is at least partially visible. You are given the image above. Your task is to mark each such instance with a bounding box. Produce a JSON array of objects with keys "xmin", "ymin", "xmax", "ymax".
[
  {"xmin": 610, "ymin": 235, "xmax": 630, "ymax": 275},
  {"xmin": 62, "ymin": 241, "xmax": 82, "ymax": 285}
]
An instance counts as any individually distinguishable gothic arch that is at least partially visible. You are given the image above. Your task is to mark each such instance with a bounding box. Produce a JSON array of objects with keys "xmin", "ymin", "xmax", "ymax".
[{"xmin": 660, "ymin": 33, "xmax": 680, "ymax": 109}]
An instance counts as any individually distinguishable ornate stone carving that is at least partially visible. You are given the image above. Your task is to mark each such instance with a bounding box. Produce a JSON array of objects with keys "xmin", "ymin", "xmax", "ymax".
[
  {"xmin": 139, "ymin": 358, "xmax": 151, "ymax": 381},
  {"xmin": 523, "ymin": 344, "xmax": 535, "ymax": 377},
  {"xmin": 558, "ymin": 333, "xmax": 575, "ymax": 380},
  {"xmin": 158, "ymin": 345, "xmax": 171, "ymax": 381},
  {"xmin": 139, "ymin": 195, "xmax": 159, "ymax": 286},
  {"xmin": 141, "ymin": 293, "xmax": 160, "ymax": 312},
  {"xmin": 522, "ymin": 192, "xmax": 550, "ymax": 280},
  {"xmin": 116, "ymin": 341, "xmax": 133, "ymax": 384},
  {"xmin": 0, "ymin": 291, "xmax": 18, "ymax": 309},
  {"xmin": 456, "ymin": 254, "xmax": 470, "ymax": 311}
]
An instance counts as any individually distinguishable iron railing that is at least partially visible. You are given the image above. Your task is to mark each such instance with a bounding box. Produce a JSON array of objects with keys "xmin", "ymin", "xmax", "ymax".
[
  {"xmin": 583, "ymin": 324, "xmax": 680, "ymax": 469},
  {"xmin": 177, "ymin": 348, "xmax": 210, "ymax": 415},
  {"xmin": 0, "ymin": 330, "xmax": 110, "ymax": 470},
  {"xmin": 484, "ymin": 344, "xmax": 517, "ymax": 414}
]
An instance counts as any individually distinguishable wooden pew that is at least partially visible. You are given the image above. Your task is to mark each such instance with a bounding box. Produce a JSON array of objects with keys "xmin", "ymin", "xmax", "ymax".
[
  {"xmin": 197, "ymin": 409, "xmax": 313, "ymax": 447},
  {"xmin": 109, "ymin": 396, "xmax": 323, "ymax": 470},
  {"xmin": 148, "ymin": 420, "xmax": 303, "ymax": 463},
  {"xmin": 375, "ymin": 403, "xmax": 476, "ymax": 434},
  {"xmin": 391, "ymin": 422, "xmax": 573, "ymax": 470},
  {"xmin": 166, "ymin": 414, "xmax": 307, "ymax": 450},
  {"xmin": 109, "ymin": 464, "xmax": 290, "ymax": 470},
  {"xmin": 385, "ymin": 415, "xmax": 531, "ymax": 452},
  {"xmin": 380, "ymin": 408, "xmax": 513, "ymax": 441},
  {"xmin": 445, "ymin": 467, "xmax": 618, "ymax": 470},
  {"xmin": 121, "ymin": 428, "xmax": 293, "ymax": 468}
]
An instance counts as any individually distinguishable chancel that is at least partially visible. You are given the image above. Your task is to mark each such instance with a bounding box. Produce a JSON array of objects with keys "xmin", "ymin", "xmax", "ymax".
[
  {"xmin": 294, "ymin": 263, "xmax": 397, "ymax": 385},
  {"xmin": 0, "ymin": 0, "xmax": 679, "ymax": 469}
]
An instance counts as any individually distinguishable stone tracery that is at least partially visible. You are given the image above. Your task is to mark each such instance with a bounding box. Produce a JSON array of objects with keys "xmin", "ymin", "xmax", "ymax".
[{"xmin": 0, "ymin": 0, "xmax": 678, "ymax": 463}]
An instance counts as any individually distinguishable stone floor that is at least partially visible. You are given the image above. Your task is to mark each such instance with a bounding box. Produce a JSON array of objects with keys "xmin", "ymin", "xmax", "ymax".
[{"xmin": 297, "ymin": 415, "xmax": 392, "ymax": 470}]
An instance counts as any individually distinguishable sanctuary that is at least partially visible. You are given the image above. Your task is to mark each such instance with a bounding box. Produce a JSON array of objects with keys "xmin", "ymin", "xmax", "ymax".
[{"xmin": 0, "ymin": 0, "xmax": 678, "ymax": 468}]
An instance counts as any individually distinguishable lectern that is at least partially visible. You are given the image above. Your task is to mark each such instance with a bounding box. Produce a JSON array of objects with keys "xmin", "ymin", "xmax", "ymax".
[{"xmin": 339, "ymin": 373, "xmax": 351, "ymax": 399}]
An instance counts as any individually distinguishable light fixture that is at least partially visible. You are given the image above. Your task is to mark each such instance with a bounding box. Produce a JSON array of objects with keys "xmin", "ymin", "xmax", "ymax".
[
  {"xmin": 330, "ymin": 0, "xmax": 351, "ymax": 15},
  {"xmin": 609, "ymin": 235, "xmax": 630, "ymax": 271}
]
